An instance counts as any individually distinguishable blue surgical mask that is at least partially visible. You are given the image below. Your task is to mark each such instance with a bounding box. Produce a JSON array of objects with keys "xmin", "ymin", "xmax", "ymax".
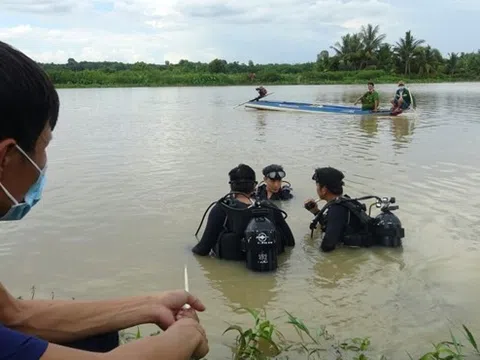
[{"xmin": 0, "ymin": 145, "xmax": 47, "ymax": 221}]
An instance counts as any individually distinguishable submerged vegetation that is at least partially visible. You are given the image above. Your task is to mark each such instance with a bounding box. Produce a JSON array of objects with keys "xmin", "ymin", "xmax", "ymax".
[{"xmin": 39, "ymin": 24, "xmax": 480, "ymax": 88}]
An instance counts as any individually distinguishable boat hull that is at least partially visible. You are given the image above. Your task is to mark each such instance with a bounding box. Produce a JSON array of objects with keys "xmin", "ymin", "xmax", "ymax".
[{"xmin": 245, "ymin": 100, "xmax": 407, "ymax": 116}]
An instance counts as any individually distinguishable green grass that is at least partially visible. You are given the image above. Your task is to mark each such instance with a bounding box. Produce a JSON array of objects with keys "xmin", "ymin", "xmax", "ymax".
[
  {"xmin": 44, "ymin": 69, "xmax": 479, "ymax": 89},
  {"xmin": 17, "ymin": 287, "xmax": 480, "ymax": 359},
  {"xmin": 118, "ymin": 306, "xmax": 480, "ymax": 360}
]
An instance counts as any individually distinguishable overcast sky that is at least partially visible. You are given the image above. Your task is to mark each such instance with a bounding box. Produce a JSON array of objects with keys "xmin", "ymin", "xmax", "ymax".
[{"xmin": 0, "ymin": 0, "xmax": 477, "ymax": 64}]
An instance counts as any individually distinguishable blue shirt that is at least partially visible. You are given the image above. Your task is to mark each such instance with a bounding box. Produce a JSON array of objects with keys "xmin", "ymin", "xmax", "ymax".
[{"xmin": 0, "ymin": 325, "xmax": 48, "ymax": 359}]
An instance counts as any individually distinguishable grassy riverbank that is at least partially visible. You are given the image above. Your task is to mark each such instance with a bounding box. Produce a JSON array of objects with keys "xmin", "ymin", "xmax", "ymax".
[{"xmin": 46, "ymin": 69, "xmax": 478, "ymax": 89}]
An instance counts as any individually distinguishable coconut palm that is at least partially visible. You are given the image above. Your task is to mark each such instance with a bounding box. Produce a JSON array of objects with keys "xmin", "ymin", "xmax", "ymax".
[
  {"xmin": 415, "ymin": 46, "xmax": 443, "ymax": 75},
  {"xmin": 360, "ymin": 24, "xmax": 386, "ymax": 68},
  {"xmin": 330, "ymin": 33, "xmax": 364, "ymax": 70},
  {"xmin": 394, "ymin": 30, "xmax": 425, "ymax": 75}
]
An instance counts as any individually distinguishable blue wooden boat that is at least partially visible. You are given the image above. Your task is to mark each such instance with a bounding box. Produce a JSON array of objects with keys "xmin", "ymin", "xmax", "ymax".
[{"xmin": 244, "ymin": 100, "xmax": 407, "ymax": 116}]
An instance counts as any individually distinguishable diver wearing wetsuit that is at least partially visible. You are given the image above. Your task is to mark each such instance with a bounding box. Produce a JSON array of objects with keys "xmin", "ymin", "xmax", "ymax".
[
  {"xmin": 304, "ymin": 167, "xmax": 367, "ymax": 252},
  {"xmin": 192, "ymin": 164, "xmax": 295, "ymax": 259},
  {"xmin": 255, "ymin": 164, "xmax": 293, "ymax": 201}
]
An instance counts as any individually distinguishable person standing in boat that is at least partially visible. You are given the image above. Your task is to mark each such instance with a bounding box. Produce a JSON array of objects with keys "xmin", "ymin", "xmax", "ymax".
[
  {"xmin": 254, "ymin": 86, "xmax": 268, "ymax": 101},
  {"xmin": 390, "ymin": 80, "xmax": 413, "ymax": 112},
  {"xmin": 255, "ymin": 164, "xmax": 293, "ymax": 201},
  {"xmin": 354, "ymin": 81, "xmax": 379, "ymax": 112}
]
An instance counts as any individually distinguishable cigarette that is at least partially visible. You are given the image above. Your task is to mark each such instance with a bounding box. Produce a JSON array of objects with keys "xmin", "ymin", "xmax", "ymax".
[{"xmin": 183, "ymin": 265, "xmax": 191, "ymax": 309}]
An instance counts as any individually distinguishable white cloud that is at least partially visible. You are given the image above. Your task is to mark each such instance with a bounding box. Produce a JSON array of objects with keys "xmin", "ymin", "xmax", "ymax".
[
  {"xmin": 0, "ymin": 0, "xmax": 475, "ymax": 64},
  {"xmin": 0, "ymin": 25, "xmax": 33, "ymax": 39}
]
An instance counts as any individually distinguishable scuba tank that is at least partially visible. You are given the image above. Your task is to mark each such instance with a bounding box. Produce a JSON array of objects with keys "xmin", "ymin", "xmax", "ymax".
[
  {"xmin": 308, "ymin": 195, "xmax": 405, "ymax": 248},
  {"xmin": 371, "ymin": 197, "xmax": 405, "ymax": 247},
  {"xmin": 195, "ymin": 193, "xmax": 286, "ymax": 270},
  {"xmin": 244, "ymin": 203, "xmax": 278, "ymax": 272}
]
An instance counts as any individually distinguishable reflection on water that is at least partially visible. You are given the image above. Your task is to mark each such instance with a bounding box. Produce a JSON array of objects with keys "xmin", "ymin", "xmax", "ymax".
[
  {"xmin": 358, "ymin": 115, "xmax": 416, "ymax": 152},
  {"xmin": 254, "ymin": 112, "xmax": 267, "ymax": 138},
  {"xmin": 192, "ymin": 249, "xmax": 293, "ymax": 311},
  {"xmin": 1, "ymin": 83, "xmax": 480, "ymax": 358}
]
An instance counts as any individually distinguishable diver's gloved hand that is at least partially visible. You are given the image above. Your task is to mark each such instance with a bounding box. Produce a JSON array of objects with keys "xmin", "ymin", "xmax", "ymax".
[
  {"xmin": 304, "ymin": 198, "xmax": 319, "ymax": 214},
  {"xmin": 280, "ymin": 185, "xmax": 292, "ymax": 198}
]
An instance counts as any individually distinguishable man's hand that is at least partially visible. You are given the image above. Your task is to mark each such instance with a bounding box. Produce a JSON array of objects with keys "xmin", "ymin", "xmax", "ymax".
[
  {"xmin": 152, "ymin": 290, "xmax": 205, "ymax": 330},
  {"xmin": 168, "ymin": 318, "xmax": 209, "ymax": 359},
  {"xmin": 175, "ymin": 307, "xmax": 200, "ymax": 323},
  {"xmin": 304, "ymin": 198, "xmax": 319, "ymax": 214}
]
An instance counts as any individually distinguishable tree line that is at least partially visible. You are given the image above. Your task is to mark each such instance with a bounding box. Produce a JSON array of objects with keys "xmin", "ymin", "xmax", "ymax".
[{"xmin": 39, "ymin": 24, "xmax": 480, "ymax": 87}]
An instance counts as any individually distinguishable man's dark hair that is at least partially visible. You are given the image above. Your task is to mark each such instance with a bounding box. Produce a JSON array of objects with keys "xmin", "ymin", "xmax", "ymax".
[
  {"xmin": 0, "ymin": 41, "xmax": 60, "ymax": 154},
  {"xmin": 228, "ymin": 163, "xmax": 257, "ymax": 194},
  {"xmin": 368, "ymin": 81, "xmax": 374, "ymax": 87},
  {"xmin": 312, "ymin": 167, "xmax": 345, "ymax": 195}
]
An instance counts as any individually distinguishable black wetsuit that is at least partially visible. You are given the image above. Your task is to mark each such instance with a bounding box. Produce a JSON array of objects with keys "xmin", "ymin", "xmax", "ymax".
[
  {"xmin": 255, "ymin": 184, "xmax": 293, "ymax": 201},
  {"xmin": 192, "ymin": 200, "xmax": 295, "ymax": 257},
  {"xmin": 314, "ymin": 195, "xmax": 366, "ymax": 252}
]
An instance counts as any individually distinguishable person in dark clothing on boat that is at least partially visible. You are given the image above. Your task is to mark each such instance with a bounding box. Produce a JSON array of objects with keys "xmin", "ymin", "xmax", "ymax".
[
  {"xmin": 255, "ymin": 164, "xmax": 293, "ymax": 201},
  {"xmin": 354, "ymin": 81, "xmax": 379, "ymax": 111},
  {"xmin": 391, "ymin": 80, "xmax": 413, "ymax": 112},
  {"xmin": 192, "ymin": 164, "xmax": 295, "ymax": 259},
  {"xmin": 254, "ymin": 86, "xmax": 268, "ymax": 101},
  {"xmin": 304, "ymin": 167, "xmax": 367, "ymax": 252}
]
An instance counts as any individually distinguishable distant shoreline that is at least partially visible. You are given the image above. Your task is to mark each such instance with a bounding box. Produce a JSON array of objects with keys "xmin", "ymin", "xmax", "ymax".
[{"xmin": 52, "ymin": 77, "xmax": 479, "ymax": 89}]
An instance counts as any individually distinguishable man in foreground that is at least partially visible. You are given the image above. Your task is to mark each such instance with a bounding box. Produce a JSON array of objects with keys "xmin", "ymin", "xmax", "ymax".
[{"xmin": 0, "ymin": 41, "xmax": 209, "ymax": 359}]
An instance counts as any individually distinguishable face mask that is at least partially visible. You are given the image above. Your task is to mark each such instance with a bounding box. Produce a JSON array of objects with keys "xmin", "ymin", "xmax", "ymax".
[
  {"xmin": 0, "ymin": 145, "xmax": 47, "ymax": 221},
  {"xmin": 398, "ymin": 86, "xmax": 405, "ymax": 91}
]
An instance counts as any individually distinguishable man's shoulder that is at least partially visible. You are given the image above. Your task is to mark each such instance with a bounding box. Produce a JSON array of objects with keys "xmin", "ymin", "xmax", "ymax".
[
  {"xmin": 326, "ymin": 202, "xmax": 349, "ymax": 216},
  {"xmin": 0, "ymin": 325, "xmax": 48, "ymax": 360}
]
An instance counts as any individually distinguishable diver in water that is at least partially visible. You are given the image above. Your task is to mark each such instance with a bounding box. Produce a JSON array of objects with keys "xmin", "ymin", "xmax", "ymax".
[
  {"xmin": 255, "ymin": 164, "xmax": 293, "ymax": 201},
  {"xmin": 304, "ymin": 167, "xmax": 405, "ymax": 252},
  {"xmin": 192, "ymin": 164, "xmax": 295, "ymax": 271}
]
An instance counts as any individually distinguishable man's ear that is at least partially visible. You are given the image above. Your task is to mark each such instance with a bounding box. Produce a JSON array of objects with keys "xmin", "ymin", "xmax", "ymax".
[{"xmin": 0, "ymin": 139, "xmax": 17, "ymax": 181}]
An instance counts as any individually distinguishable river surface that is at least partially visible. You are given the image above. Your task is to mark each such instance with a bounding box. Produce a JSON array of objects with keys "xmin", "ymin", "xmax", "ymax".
[{"xmin": 1, "ymin": 83, "xmax": 480, "ymax": 358}]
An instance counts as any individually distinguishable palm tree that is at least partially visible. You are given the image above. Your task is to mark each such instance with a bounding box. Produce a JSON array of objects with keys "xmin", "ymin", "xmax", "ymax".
[
  {"xmin": 415, "ymin": 46, "xmax": 443, "ymax": 75},
  {"xmin": 316, "ymin": 50, "xmax": 330, "ymax": 71},
  {"xmin": 394, "ymin": 30, "xmax": 425, "ymax": 75},
  {"xmin": 376, "ymin": 43, "xmax": 394, "ymax": 71},
  {"xmin": 330, "ymin": 33, "xmax": 364, "ymax": 70},
  {"xmin": 446, "ymin": 52, "xmax": 459, "ymax": 75},
  {"xmin": 359, "ymin": 24, "xmax": 386, "ymax": 68}
]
